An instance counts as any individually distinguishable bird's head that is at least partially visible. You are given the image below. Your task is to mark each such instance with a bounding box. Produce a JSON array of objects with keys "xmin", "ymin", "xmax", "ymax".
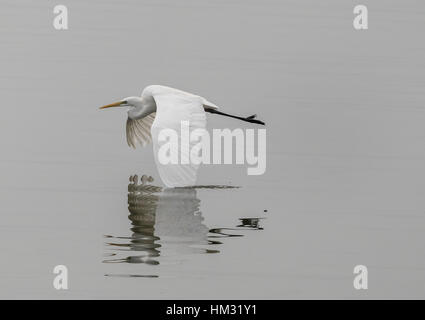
[
  {"xmin": 99, "ymin": 96, "xmax": 143, "ymax": 110},
  {"xmin": 100, "ymin": 96, "xmax": 154, "ymax": 120}
]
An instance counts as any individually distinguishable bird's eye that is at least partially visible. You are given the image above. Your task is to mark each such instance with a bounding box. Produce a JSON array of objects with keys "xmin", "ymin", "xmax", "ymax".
[{"xmin": 122, "ymin": 100, "xmax": 128, "ymax": 105}]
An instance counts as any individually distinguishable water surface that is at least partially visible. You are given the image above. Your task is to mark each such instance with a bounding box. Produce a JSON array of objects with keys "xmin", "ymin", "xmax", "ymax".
[{"xmin": 0, "ymin": 0, "xmax": 425, "ymax": 298}]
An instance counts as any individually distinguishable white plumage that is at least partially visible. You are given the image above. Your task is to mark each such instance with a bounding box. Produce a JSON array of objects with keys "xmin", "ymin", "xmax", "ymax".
[{"xmin": 100, "ymin": 85, "xmax": 264, "ymax": 188}]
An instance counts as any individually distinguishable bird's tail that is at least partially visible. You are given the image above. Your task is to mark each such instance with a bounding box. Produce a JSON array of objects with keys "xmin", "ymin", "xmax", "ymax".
[{"xmin": 205, "ymin": 109, "xmax": 265, "ymax": 125}]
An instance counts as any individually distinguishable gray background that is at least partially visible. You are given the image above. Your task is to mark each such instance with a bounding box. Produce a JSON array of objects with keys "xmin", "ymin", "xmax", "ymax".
[{"xmin": 0, "ymin": 0, "xmax": 424, "ymax": 298}]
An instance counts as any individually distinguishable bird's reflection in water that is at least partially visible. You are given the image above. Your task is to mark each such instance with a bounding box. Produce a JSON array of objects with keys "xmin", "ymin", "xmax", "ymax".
[{"xmin": 103, "ymin": 175, "xmax": 264, "ymax": 268}]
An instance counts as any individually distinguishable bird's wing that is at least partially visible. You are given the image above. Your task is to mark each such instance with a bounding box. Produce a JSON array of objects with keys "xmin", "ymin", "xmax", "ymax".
[
  {"xmin": 151, "ymin": 92, "xmax": 206, "ymax": 188},
  {"xmin": 126, "ymin": 113, "xmax": 156, "ymax": 148}
]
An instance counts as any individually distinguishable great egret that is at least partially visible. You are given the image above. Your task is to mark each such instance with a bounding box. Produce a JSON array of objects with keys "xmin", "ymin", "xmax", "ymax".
[{"xmin": 100, "ymin": 85, "xmax": 265, "ymax": 187}]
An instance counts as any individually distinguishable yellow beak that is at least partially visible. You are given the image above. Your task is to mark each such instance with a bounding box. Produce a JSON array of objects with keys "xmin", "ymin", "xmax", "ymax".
[{"xmin": 99, "ymin": 101, "xmax": 125, "ymax": 110}]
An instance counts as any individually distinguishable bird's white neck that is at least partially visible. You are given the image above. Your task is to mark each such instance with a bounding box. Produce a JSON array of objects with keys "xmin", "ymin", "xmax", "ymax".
[{"xmin": 127, "ymin": 96, "xmax": 156, "ymax": 120}]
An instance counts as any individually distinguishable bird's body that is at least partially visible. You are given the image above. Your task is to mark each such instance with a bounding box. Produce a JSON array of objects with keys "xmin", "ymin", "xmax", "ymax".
[
  {"xmin": 127, "ymin": 85, "xmax": 219, "ymax": 120},
  {"xmin": 100, "ymin": 85, "xmax": 264, "ymax": 188}
]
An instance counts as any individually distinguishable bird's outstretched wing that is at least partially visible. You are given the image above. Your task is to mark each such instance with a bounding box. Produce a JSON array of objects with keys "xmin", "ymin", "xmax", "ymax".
[
  {"xmin": 151, "ymin": 92, "xmax": 206, "ymax": 188},
  {"xmin": 126, "ymin": 113, "xmax": 156, "ymax": 148}
]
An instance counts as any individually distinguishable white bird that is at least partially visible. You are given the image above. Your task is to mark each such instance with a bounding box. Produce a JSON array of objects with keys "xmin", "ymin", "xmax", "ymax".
[{"xmin": 100, "ymin": 85, "xmax": 265, "ymax": 188}]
